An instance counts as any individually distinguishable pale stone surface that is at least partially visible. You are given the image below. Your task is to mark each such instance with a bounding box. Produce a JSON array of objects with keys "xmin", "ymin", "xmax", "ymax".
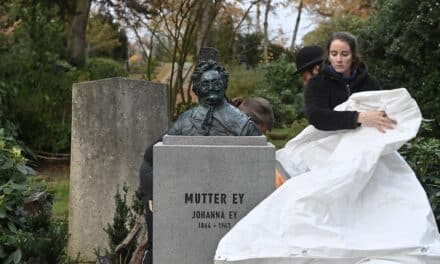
[
  {"xmin": 69, "ymin": 78, "xmax": 169, "ymax": 261},
  {"xmin": 162, "ymin": 135, "xmax": 267, "ymax": 145},
  {"xmin": 153, "ymin": 135, "xmax": 275, "ymax": 264}
]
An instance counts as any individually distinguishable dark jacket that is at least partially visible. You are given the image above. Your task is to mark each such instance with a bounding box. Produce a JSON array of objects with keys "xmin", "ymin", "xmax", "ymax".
[{"xmin": 304, "ymin": 62, "xmax": 380, "ymax": 130}]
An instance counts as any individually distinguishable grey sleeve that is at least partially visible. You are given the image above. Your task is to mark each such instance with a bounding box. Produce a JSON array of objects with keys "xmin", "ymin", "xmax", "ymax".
[
  {"xmin": 167, "ymin": 119, "xmax": 182, "ymax": 135},
  {"xmin": 241, "ymin": 120, "xmax": 262, "ymax": 136}
]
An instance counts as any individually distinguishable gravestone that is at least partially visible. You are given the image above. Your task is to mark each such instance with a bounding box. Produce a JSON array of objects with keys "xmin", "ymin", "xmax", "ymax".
[
  {"xmin": 69, "ymin": 77, "xmax": 169, "ymax": 261},
  {"xmin": 153, "ymin": 135, "xmax": 275, "ymax": 264}
]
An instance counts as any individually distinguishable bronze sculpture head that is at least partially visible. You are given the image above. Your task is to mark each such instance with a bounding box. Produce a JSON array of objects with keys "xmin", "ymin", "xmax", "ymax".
[
  {"xmin": 191, "ymin": 60, "xmax": 229, "ymax": 107},
  {"xmin": 167, "ymin": 47, "xmax": 261, "ymax": 136}
]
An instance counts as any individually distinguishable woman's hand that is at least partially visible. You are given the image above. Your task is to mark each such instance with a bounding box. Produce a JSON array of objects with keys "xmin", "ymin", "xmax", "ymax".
[{"xmin": 357, "ymin": 110, "xmax": 397, "ymax": 133}]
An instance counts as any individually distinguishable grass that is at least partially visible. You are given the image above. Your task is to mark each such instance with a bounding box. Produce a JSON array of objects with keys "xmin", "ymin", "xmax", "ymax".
[
  {"xmin": 47, "ymin": 178, "xmax": 69, "ymax": 218},
  {"xmin": 37, "ymin": 162, "xmax": 70, "ymax": 219}
]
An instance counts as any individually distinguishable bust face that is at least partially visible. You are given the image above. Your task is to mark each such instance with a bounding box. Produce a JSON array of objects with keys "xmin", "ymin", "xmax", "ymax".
[{"xmin": 197, "ymin": 70, "xmax": 225, "ymax": 107}]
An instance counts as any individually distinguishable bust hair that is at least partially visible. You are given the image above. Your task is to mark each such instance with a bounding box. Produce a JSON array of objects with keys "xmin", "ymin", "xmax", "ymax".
[
  {"xmin": 191, "ymin": 60, "xmax": 229, "ymax": 93},
  {"xmin": 326, "ymin": 31, "xmax": 362, "ymax": 70}
]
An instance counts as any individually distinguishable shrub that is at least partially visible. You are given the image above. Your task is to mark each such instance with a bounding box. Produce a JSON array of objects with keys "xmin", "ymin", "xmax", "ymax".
[
  {"xmin": 98, "ymin": 184, "xmax": 145, "ymax": 263},
  {"xmin": 400, "ymin": 122, "xmax": 440, "ymax": 226},
  {"xmin": 361, "ymin": 0, "xmax": 440, "ymax": 136},
  {"xmin": 226, "ymin": 65, "xmax": 265, "ymax": 100},
  {"xmin": 0, "ymin": 2, "xmax": 76, "ymax": 153},
  {"xmin": 0, "ymin": 129, "xmax": 68, "ymax": 263},
  {"xmin": 87, "ymin": 57, "xmax": 128, "ymax": 80},
  {"xmin": 9, "ymin": 64, "xmax": 76, "ymax": 153},
  {"xmin": 255, "ymin": 54, "xmax": 303, "ymax": 128}
]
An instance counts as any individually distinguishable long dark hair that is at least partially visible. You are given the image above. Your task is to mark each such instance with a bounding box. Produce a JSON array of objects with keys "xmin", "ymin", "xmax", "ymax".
[{"xmin": 326, "ymin": 32, "xmax": 362, "ymax": 70}]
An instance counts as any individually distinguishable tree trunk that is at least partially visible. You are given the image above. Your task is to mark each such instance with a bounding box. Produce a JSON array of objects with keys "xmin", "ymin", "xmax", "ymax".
[
  {"xmin": 69, "ymin": 0, "xmax": 91, "ymax": 67},
  {"xmin": 195, "ymin": 0, "xmax": 221, "ymax": 60},
  {"xmin": 263, "ymin": 0, "xmax": 271, "ymax": 63},
  {"xmin": 147, "ymin": 31, "xmax": 155, "ymax": 81},
  {"xmin": 256, "ymin": 1, "xmax": 262, "ymax": 33},
  {"xmin": 231, "ymin": 1, "xmax": 259, "ymax": 64},
  {"xmin": 195, "ymin": 1, "xmax": 211, "ymax": 54},
  {"xmin": 291, "ymin": 0, "xmax": 303, "ymax": 50}
]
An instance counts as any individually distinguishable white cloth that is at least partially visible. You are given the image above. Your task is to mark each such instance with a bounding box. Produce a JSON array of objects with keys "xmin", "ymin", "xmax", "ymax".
[{"xmin": 215, "ymin": 88, "xmax": 440, "ymax": 264}]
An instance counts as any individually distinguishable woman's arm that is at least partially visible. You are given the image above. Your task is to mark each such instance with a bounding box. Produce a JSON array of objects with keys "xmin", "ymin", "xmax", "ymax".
[{"xmin": 304, "ymin": 79, "xmax": 359, "ymax": 130}]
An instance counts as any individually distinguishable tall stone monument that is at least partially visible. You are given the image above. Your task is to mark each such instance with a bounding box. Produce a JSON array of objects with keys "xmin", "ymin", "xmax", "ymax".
[
  {"xmin": 153, "ymin": 135, "xmax": 275, "ymax": 264},
  {"xmin": 69, "ymin": 77, "xmax": 169, "ymax": 261}
]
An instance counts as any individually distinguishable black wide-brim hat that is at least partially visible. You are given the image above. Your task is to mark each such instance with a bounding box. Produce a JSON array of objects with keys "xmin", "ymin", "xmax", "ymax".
[{"xmin": 294, "ymin": 45, "xmax": 325, "ymax": 74}]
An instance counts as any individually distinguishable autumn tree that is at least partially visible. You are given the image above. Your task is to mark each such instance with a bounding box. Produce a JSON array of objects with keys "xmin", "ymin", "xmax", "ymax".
[
  {"xmin": 299, "ymin": 0, "xmax": 377, "ymax": 46},
  {"xmin": 94, "ymin": 0, "xmax": 158, "ymax": 77},
  {"xmin": 119, "ymin": 0, "xmax": 262, "ymax": 115},
  {"xmin": 302, "ymin": 0, "xmax": 376, "ymax": 18},
  {"xmin": 206, "ymin": 0, "xmax": 261, "ymax": 64},
  {"xmin": 302, "ymin": 15, "xmax": 366, "ymax": 46}
]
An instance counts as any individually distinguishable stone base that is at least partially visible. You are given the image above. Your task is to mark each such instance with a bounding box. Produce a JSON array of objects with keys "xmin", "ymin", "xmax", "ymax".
[{"xmin": 153, "ymin": 135, "xmax": 275, "ymax": 264}]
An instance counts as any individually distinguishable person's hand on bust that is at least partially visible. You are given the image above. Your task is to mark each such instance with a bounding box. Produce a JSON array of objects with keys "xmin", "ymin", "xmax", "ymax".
[{"xmin": 357, "ymin": 110, "xmax": 397, "ymax": 133}]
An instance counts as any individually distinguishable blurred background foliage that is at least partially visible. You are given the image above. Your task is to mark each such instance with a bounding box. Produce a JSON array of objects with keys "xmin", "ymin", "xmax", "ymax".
[
  {"xmin": 1, "ymin": 0, "xmax": 436, "ymax": 153},
  {"xmin": 361, "ymin": 0, "xmax": 440, "ymax": 137}
]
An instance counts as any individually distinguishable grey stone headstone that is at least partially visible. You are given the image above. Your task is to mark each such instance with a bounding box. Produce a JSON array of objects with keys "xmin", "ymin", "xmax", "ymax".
[
  {"xmin": 69, "ymin": 77, "xmax": 169, "ymax": 261},
  {"xmin": 153, "ymin": 135, "xmax": 275, "ymax": 264}
]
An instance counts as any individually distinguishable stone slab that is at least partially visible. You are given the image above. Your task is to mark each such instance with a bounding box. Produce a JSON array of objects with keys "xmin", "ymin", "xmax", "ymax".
[
  {"xmin": 153, "ymin": 136, "xmax": 275, "ymax": 264},
  {"xmin": 69, "ymin": 77, "xmax": 169, "ymax": 261},
  {"xmin": 162, "ymin": 135, "xmax": 268, "ymax": 145}
]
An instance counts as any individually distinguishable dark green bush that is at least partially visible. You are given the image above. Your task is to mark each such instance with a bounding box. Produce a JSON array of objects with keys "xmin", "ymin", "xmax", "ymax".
[
  {"xmin": 400, "ymin": 133, "xmax": 440, "ymax": 226},
  {"xmin": 1, "ymin": 2, "xmax": 129, "ymax": 153},
  {"xmin": 6, "ymin": 57, "xmax": 126, "ymax": 154},
  {"xmin": 255, "ymin": 54, "xmax": 303, "ymax": 128},
  {"xmin": 361, "ymin": 0, "xmax": 440, "ymax": 136},
  {"xmin": 87, "ymin": 57, "xmax": 128, "ymax": 80},
  {"xmin": 226, "ymin": 65, "xmax": 265, "ymax": 100},
  {"xmin": 98, "ymin": 184, "xmax": 145, "ymax": 263},
  {"xmin": 0, "ymin": 129, "xmax": 68, "ymax": 263},
  {"xmin": 0, "ymin": 2, "xmax": 75, "ymax": 153}
]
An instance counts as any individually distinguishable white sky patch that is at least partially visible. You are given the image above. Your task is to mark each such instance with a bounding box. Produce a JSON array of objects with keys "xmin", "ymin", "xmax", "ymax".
[{"xmin": 269, "ymin": 4, "xmax": 318, "ymax": 46}]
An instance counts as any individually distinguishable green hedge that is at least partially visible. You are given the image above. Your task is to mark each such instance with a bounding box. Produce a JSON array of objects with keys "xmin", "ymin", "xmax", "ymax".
[
  {"xmin": 400, "ymin": 130, "xmax": 440, "ymax": 226},
  {"xmin": 255, "ymin": 55, "xmax": 303, "ymax": 128},
  {"xmin": 87, "ymin": 57, "xmax": 128, "ymax": 80}
]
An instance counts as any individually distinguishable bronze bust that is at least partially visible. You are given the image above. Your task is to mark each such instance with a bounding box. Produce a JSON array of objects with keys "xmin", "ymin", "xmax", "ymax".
[
  {"xmin": 138, "ymin": 49, "xmax": 262, "ymax": 264},
  {"xmin": 168, "ymin": 56, "xmax": 261, "ymax": 136}
]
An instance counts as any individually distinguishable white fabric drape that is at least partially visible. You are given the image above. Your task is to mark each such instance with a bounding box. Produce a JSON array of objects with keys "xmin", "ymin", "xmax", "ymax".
[{"xmin": 215, "ymin": 88, "xmax": 440, "ymax": 264}]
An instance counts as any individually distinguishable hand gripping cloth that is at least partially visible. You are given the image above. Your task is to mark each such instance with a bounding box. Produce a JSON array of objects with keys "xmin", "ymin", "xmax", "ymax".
[{"xmin": 215, "ymin": 88, "xmax": 440, "ymax": 264}]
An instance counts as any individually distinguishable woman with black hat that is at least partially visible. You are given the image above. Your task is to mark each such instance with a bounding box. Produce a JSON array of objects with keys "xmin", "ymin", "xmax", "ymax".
[{"xmin": 304, "ymin": 32, "xmax": 396, "ymax": 132}]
